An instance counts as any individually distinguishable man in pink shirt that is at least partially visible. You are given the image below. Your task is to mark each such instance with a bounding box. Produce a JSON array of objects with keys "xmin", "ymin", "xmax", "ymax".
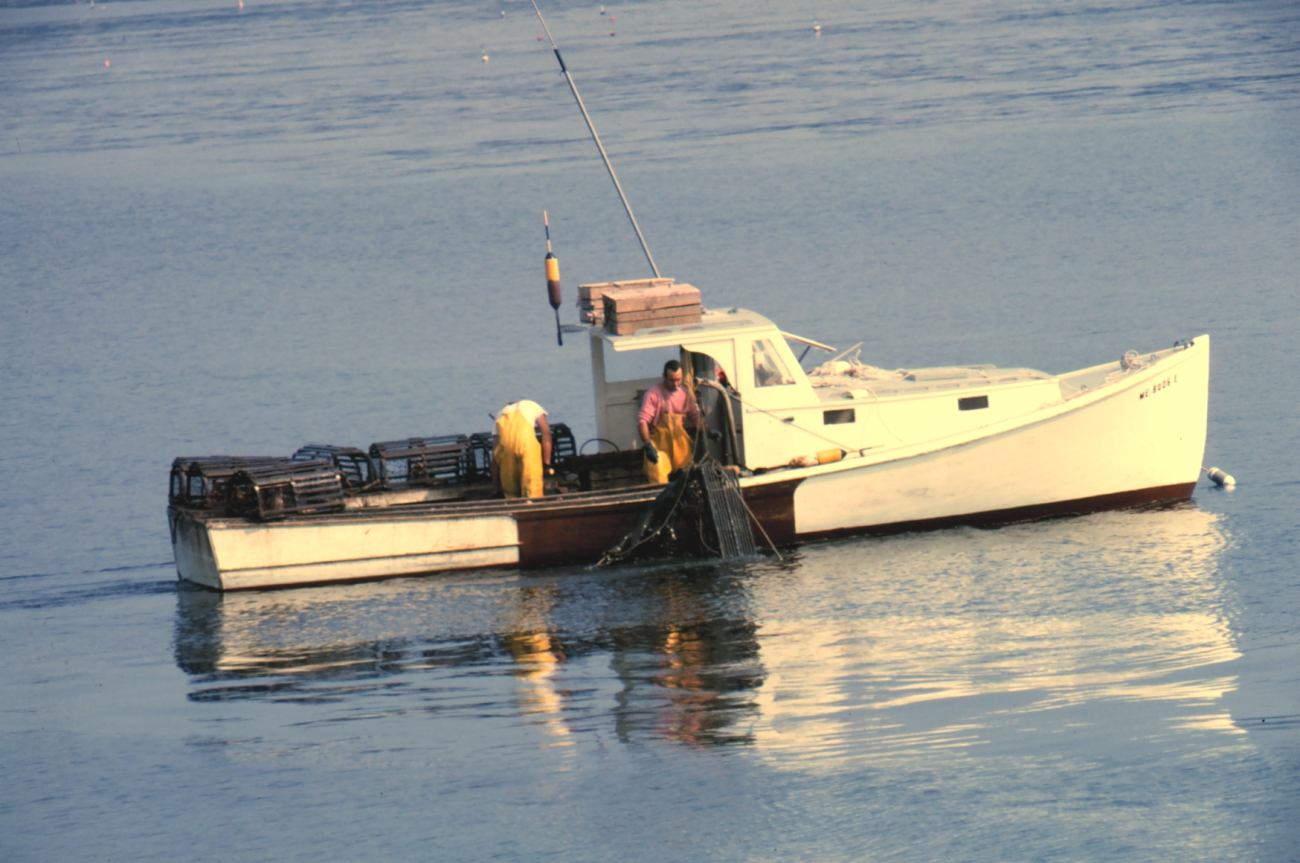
[{"xmin": 637, "ymin": 360, "xmax": 700, "ymax": 484}]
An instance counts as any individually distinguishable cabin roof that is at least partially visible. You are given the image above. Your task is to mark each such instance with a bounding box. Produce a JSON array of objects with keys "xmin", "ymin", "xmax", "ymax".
[{"xmin": 598, "ymin": 307, "xmax": 780, "ymax": 352}]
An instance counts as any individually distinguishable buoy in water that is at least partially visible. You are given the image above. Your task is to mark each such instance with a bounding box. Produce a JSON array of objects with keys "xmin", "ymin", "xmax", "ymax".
[
  {"xmin": 482, "ymin": 54, "xmax": 489, "ymax": 62},
  {"xmin": 1206, "ymin": 467, "xmax": 1236, "ymax": 487}
]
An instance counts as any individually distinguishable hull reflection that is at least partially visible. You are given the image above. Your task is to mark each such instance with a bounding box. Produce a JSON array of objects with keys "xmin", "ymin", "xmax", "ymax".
[
  {"xmin": 174, "ymin": 505, "xmax": 1236, "ymax": 758},
  {"xmin": 750, "ymin": 504, "xmax": 1241, "ymax": 766},
  {"xmin": 174, "ymin": 565, "xmax": 766, "ymax": 745}
]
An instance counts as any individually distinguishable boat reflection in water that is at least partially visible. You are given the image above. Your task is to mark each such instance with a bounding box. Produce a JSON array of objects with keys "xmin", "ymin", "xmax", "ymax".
[
  {"xmin": 750, "ymin": 503, "xmax": 1240, "ymax": 769},
  {"xmin": 174, "ymin": 565, "xmax": 766, "ymax": 747},
  {"xmin": 175, "ymin": 502, "xmax": 1237, "ymax": 759}
]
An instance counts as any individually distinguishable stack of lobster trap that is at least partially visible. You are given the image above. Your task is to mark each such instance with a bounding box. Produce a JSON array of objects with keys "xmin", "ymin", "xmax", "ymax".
[{"xmin": 169, "ymin": 425, "xmax": 578, "ymax": 521}]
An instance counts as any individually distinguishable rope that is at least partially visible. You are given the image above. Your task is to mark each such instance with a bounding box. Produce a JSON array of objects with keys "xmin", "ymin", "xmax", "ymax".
[
  {"xmin": 736, "ymin": 490, "xmax": 783, "ymax": 562},
  {"xmin": 598, "ymin": 424, "xmax": 785, "ymax": 565},
  {"xmin": 596, "ymin": 426, "xmax": 704, "ymax": 566},
  {"xmin": 596, "ymin": 477, "xmax": 690, "ymax": 565}
]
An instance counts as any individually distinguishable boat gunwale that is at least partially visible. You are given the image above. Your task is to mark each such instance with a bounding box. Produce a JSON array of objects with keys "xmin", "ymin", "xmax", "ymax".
[{"xmin": 171, "ymin": 482, "xmax": 668, "ymax": 529}]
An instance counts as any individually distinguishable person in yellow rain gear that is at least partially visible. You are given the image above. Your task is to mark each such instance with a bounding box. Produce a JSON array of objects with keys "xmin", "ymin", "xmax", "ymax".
[
  {"xmin": 637, "ymin": 360, "xmax": 700, "ymax": 484},
  {"xmin": 492, "ymin": 399, "xmax": 553, "ymax": 499}
]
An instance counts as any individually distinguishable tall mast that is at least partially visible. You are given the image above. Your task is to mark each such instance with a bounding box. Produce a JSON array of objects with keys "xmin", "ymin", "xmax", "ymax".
[{"xmin": 530, "ymin": 0, "xmax": 661, "ymax": 279}]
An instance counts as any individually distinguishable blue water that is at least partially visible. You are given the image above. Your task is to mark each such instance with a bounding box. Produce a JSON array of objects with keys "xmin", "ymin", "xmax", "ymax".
[{"xmin": 3, "ymin": 0, "xmax": 1299, "ymax": 859}]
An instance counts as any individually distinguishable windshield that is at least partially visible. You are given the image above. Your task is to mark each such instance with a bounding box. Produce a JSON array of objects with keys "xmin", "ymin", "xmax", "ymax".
[{"xmin": 752, "ymin": 339, "xmax": 794, "ymax": 387}]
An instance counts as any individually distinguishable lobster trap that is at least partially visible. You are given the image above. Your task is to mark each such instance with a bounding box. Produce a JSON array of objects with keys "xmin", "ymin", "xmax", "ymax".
[
  {"xmin": 292, "ymin": 445, "xmax": 380, "ymax": 491},
  {"xmin": 548, "ymin": 422, "xmax": 577, "ymax": 466},
  {"xmin": 169, "ymin": 456, "xmax": 290, "ymax": 508},
  {"xmin": 170, "ymin": 420, "xmax": 580, "ymax": 516},
  {"xmin": 226, "ymin": 460, "xmax": 346, "ymax": 520},
  {"xmin": 369, "ymin": 435, "xmax": 472, "ymax": 487}
]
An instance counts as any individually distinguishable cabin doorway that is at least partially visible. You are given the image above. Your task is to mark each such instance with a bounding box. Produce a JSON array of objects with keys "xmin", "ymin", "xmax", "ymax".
[{"xmin": 684, "ymin": 349, "xmax": 745, "ymax": 468}]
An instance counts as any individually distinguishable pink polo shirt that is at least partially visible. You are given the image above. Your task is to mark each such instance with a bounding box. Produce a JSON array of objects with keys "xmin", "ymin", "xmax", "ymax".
[{"xmin": 638, "ymin": 381, "xmax": 700, "ymax": 428}]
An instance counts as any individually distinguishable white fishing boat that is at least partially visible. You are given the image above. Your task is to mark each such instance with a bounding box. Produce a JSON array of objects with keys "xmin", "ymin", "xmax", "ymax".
[
  {"xmin": 168, "ymin": 291, "xmax": 1210, "ymax": 591},
  {"xmin": 166, "ymin": 1, "xmax": 1213, "ymax": 591}
]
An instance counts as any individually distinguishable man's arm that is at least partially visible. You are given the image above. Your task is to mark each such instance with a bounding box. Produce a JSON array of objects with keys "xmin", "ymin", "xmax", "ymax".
[
  {"xmin": 637, "ymin": 419, "xmax": 659, "ymax": 463},
  {"xmin": 684, "ymin": 390, "xmax": 701, "ymax": 430},
  {"xmin": 537, "ymin": 414, "xmax": 553, "ymax": 468},
  {"xmin": 637, "ymin": 385, "xmax": 661, "ymax": 444},
  {"xmin": 636, "ymin": 387, "xmax": 659, "ymax": 463}
]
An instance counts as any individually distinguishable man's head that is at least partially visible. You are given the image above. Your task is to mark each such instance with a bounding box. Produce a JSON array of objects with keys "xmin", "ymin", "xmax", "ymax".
[{"xmin": 662, "ymin": 359, "xmax": 683, "ymax": 391}]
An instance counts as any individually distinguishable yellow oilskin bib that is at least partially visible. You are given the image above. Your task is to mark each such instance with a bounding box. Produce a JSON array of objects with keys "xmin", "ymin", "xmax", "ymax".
[
  {"xmin": 495, "ymin": 410, "xmax": 543, "ymax": 498},
  {"xmin": 644, "ymin": 412, "xmax": 693, "ymax": 485}
]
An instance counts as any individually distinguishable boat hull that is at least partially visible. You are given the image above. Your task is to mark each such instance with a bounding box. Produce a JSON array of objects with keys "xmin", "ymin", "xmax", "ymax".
[
  {"xmin": 171, "ymin": 510, "xmax": 524, "ymax": 591},
  {"xmin": 781, "ymin": 336, "xmax": 1209, "ymax": 540},
  {"xmin": 170, "ymin": 338, "xmax": 1209, "ymax": 590}
]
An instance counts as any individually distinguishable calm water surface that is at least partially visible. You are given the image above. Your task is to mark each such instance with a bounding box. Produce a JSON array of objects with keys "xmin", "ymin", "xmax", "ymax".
[{"xmin": 3, "ymin": 0, "xmax": 1299, "ymax": 860}]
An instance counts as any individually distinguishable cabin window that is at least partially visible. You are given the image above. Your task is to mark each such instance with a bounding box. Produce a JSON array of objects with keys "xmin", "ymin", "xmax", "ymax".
[
  {"xmin": 823, "ymin": 409, "xmax": 856, "ymax": 425},
  {"xmin": 958, "ymin": 395, "xmax": 989, "ymax": 411},
  {"xmin": 752, "ymin": 339, "xmax": 794, "ymax": 388}
]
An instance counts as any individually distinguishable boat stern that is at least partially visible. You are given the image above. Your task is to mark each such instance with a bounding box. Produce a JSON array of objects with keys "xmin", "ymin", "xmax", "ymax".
[{"xmin": 169, "ymin": 507, "xmax": 223, "ymax": 590}]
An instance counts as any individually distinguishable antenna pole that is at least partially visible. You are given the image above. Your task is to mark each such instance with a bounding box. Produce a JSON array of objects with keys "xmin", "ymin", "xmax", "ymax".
[{"xmin": 530, "ymin": 0, "xmax": 661, "ymax": 279}]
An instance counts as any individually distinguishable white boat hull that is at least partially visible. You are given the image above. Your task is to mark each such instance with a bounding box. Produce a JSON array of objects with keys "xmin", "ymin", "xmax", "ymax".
[
  {"xmin": 784, "ymin": 336, "xmax": 1209, "ymax": 536},
  {"xmin": 173, "ymin": 510, "xmax": 520, "ymax": 591}
]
